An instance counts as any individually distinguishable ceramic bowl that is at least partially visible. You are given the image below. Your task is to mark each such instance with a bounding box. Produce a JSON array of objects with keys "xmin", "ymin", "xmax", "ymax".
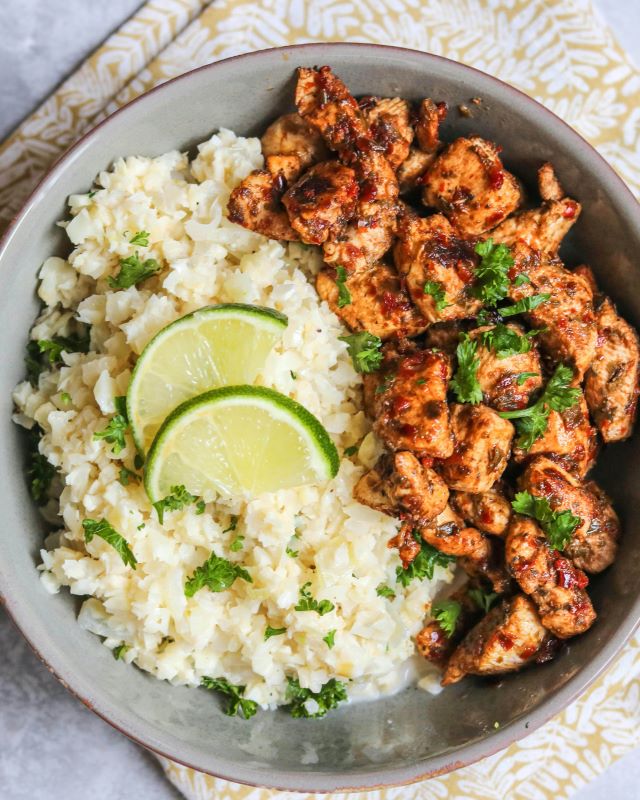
[{"xmin": 1, "ymin": 43, "xmax": 639, "ymax": 792}]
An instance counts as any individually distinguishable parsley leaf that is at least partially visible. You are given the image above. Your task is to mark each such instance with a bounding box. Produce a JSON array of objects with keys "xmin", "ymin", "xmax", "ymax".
[
  {"xmin": 113, "ymin": 643, "xmax": 130, "ymax": 660},
  {"xmin": 335, "ymin": 266, "xmax": 352, "ymax": 308},
  {"xmin": 511, "ymin": 491, "xmax": 581, "ymax": 551},
  {"xmin": 129, "ymin": 230, "xmax": 150, "ymax": 246},
  {"xmin": 290, "ymin": 370, "xmax": 297, "ymax": 380},
  {"xmin": 153, "ymin": 484, "xmax": 200, "ymax": 523},
  {"xmin": 264, "ymin": 625, "xmax": 287, "ymax": 640},
  {"xmin": 499, "ymin": 364, "xmax": 580, "ymax": 449},
  {"xmin": 376, "ymin": 583, "xmax": 396, "ymax": 599},
  {"xmin": 118, "ymin": 466, "xmax": 140, "ymax": 486},
  {"xmin": 286, "ymin": 535, "xmax": 300, "ymax": 558},
  {"xmin": 424, "ymin": 280, "xmax": 449, "ymax": 311},
  {"xmin": 60, "ymin": 392, "xmax": 72, "ymax": 405},
  {"xmin": 478, "ymin": 324, "xmax": 542, "ymax": 359},
  {"xmin": 517, "ymin": 371, "xmax": 539, "ymax": 385},
  {"xmin": 344, "ymin": 444, "xmax": 358, "ymax": 457},
  {"xmin": 285, "ymin": 677, "xmax": 347, "ymax": 718},
  {"xmin": 230, "ymin": 535, "xmax": 244, "ymax": 552},
  {"xmin": 431, "ymin": 599, "xmax": 462, "ymax": 637},
  {"xmin": 201, "ymin": 676, "xmax": 257, "ymax": 719},
  {"xmin": 82, "ymin": 518, "xmax": 137, "ymax": 568},
  {"xmin": 450, "ymin": 335, "xmax": 482, "ymax": 404},
  {"xmin": 26, "ymin": 430, "xmax": 57, "ymax": 505},
  {"xmin": 396, "ymin": 531, "xmax": 456, "ymax": 587},
  {"xmin": 472, "ymin": 238, "xmax": 513, "ymax": 306},
  {"xmin": 339, "ymin": 332, "xmax": 383, "ymax": 373},
  {"xmin": 223, "ymin": 515, "xmax": 238, "ymax": 534},
  {"xmin": 513, "ymin": 273, "xmax": 531, "ymax": 287},
  {"xmin": 500, "ymin": 293, "xmax": 550, "ymax": 317},
  {"xmin": 468, "ymin": 587, "xmax": 499, "ymax": 614},
  {"xmin": 294, "ymin": 582, "xmax": 335, "ymax": 616},
  {"xmin": 184, "ymin": 552, "xmax": 252, "ymax": 597},
  {"xmin": 323, "ymin": 629, "xmax": 336, "ymax": 648},
  {"xmin": 375, "ymin": 372, "xmax": 396, "ymax": 394},
  {"xmin": 108, "ymin": 253, "xmax": 161, "ymax": 289},
  {"xmin": 27, "ymin": 329, "xmax": 91, "ymax": 383},
  {"xmin": 93, "ymin": 399, "xmax": 129, "ymax": 454}
]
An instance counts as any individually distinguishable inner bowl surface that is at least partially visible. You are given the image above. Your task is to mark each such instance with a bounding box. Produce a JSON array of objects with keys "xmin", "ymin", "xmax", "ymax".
[{"xmin": 1, "ymin": 43, "xmax": 640, "ymax": 792}]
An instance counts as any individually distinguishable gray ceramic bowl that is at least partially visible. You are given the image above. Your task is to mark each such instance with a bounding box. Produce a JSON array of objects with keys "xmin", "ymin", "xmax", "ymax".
[{"xmin": 1, "ymin": 43, "xmax": 640, "ymax": 792}]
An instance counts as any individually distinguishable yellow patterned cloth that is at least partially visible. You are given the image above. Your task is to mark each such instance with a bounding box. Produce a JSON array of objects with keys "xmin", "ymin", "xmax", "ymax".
[{"xmin": 2, "ymin": 0, "xmax": 640, "ymax": 797}]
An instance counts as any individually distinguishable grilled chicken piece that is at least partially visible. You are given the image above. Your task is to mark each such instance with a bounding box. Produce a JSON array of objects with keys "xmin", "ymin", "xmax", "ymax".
[
  {"xmin": 505, "ymin": 516, "xmax": 595, "ymax": 638},
  {"xmin": 397, "ymin": 148, "xmax": 437, "ymax": 194},
  {"xmin": 261, "ymin": 112, "xmax": 329, "ymax": 171},
  {"xmin": 354, "ymin": 451, "xmax": 449, "ymax": 525},
  {"xmin": 451, "ymin": 483, "xmax": 512, "ymax": 537},
  {"xmin": 491, "ymin": 164, "xmax": 580, "ymax": 256},
  {"xmin": 440, "ymin": 404, "xmax": 514, "ymax": 494},
  {"xmin": 416, "ymin": 585, "xmax": 483, "ymax": 666},
  {"xmin": 394, "ymin": 212, "xmax": 482, "ymax": 323},
  {"xmin": 520, "ymin": 456, "xmax": 619, "ymax": 574},
  {"xmin": 573, "ymin": 263, "xmax": 598, "ymax": 294},
  {"xmin": 419, "ymin": 505, "xmax": 511, "ymax": 593},
  {"xmin": 227, "ymin": 167, "xmax": 299, "ymax": 240},
  {"xmin": 282, "ymin": 161, "xmax": 358, "ymax": 244},
  {"xmin": 512, "ymin": 394, "xmax": 598, "ymax": 479},
  {"xmin": 415, "ymin": 98, "xmax": 446, "ymax": 154},
  {"xmin": 507, "ymin": 245, "xmax": 597, "ymax": 381},
  {"xmin": 468, "ymin": 323, "xmax": 543, "ymax": 412},
  {"xmin": 360, "ymin": 96, "xmax": 414, "ymax": 169},
  {"xmin": 264, "ymin": 154, "xmax": 304, "ymax": 184},
  {"xmin": 585, "ymin": 297, "xmax": 640, "ymax": 442},
  {"xmin": 421, "ymin": 136, "xmax": 522, "ymax": 235},
  {"xmin": 442, "ymin": 595, "xmax": 550, "ymax": 685},
  {"xmin": 363, "ymin": 341, "xmax": 454, "ymax": 458},
  {"xmin": 422, "ymin": 320, "xmax": 465, "ymax": 355},
  {"xmin": 316, "ymin": 262, "xmax": 428, "ymax": 340}
]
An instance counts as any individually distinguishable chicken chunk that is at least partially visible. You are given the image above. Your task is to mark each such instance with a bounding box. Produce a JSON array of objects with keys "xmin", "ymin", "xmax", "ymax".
[
  {"xmin": 415, "ymin": 98, "xmax": 447, "ymax": 154},
  {"xmin": 520, "ymin": 456, "xmax": 619, "ymax": 574},
  {"xmin": 505, "ymin": 516, "xmax": 596, "ymax": 638},
  {"xmin": 360, "ymin": 96, "xmax": 414, "ymax": 169},
  {"xmin": 451, "ymin": 483, "xmax": 512, "ymax": 537},
  {"xmin": 422, "ymin": 320, "xmax": 465, "ymax": 355},
  {"xmin": 282, "ymin": 161, "xmax": 358, "ymax": 244},
  {"xmin": 397, "ymin": 148, "xmax": 437, "ymax": 194},
  {"xmin": 227, "ymin": 168, "xmax": 299, "ymax": 241},
  {"xmin": 468, "ymin": 323, "xmax": 543, "ymax": 412},
  {"xmin": 419, "ymin": 505, "xmax": 511, "ymax": 593},
  {"xmin": 440, "ymin": 403, "xmax": 514, "ymax": 494},
  {"xmin": 264, "ymin": 154, "xmax": 304, "ymax": 184},
  {"xmin": 585, "ymin": 297, "xmax": 640, "ymax": 442},
  {"xmin": 354, "ymin": 451, "xmax": 449, "ymax": 525},
  {"xmin": 363, "ymin": 341, "xmax": 454, "ymax": 458},
  {"xmin": 441, "ymin": 594, "xmax": 551, "ymax": 685},
  {"xmin": 315, "ymin": 262, "xmax": 428, "ymax": 340},
  {"xmin": 416, "ymin": 585, "xmax": 482, "ymax": 666},
  {"xmin": 261, "ymin": 112, "xmax": 329, "ymax": 170},
  {"xmin": 512, "ymin": 394, "xmax": 598, "ymax": 479},
  {"xmin": 491, "ymin": 163, "xmax": 580, "ymax": 256},
  {"xmin": 393, "ymin": 212, "xmax": 482, "ymax": 323},
  {"xmin": 421, "ymin": 136, "xmax": 522, "ymax": 235},
  {"xmin": 507, "ymin": 246, "xmax": 597, "ymax": 381}
]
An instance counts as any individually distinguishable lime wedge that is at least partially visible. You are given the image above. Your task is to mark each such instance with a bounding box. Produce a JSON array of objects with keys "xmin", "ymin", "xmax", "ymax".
[
  {"xmin": 127, "ymin": 304, "xmax": 287, "ymax": 452},
  {"xmin": 144, "ymin": 386, "xmax": 339, "ymax": 501}
]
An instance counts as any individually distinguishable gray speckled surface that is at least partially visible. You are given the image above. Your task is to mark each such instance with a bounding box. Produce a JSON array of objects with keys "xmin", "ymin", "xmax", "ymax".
[{"xmin": 1, "ymin": 2, "xmax": 639, "ymax": 798}]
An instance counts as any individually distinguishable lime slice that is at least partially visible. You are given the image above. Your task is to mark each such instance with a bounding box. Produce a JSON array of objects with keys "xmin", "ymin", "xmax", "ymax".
[
  {"xmin": 144, "ymin": 386, "xmax": 339, "ymax": 501},
  {"xmin": 127, "ymin": 304, "xmax": 287, "ymax": 452}
]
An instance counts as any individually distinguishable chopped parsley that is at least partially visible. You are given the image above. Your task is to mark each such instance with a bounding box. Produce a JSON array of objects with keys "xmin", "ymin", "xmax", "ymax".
[
  {"xmin": 323, "ymin": 629, "xmax": 336, "ymax": 649},
  {"xmin": 376, "ymin": 583, "xmax": 396, "ymax": 599},
  {"xmin": 478, "ymin": 324, "xmax": 542, "ymax": 359},
  {"xmin": 223, "ymin": 515, "xmax": 239, "ymax": 534},
  {"xmin": 511, "ymin": 491, "xmax": 581, "ymax": 551},
  {"xmin": 286, "ymin": 534, "xmax": 300, "ymax": 558},
  {"xmin": 108, "ymin": 252, "xmax": 161, "ymax": 289},
  {"xmin": 375, "ymin": 372, "xmax": 396, "ymax": 394},
  {"xmin": 153, "ymin": 484, "xmax": 200, "ymax": 523},
  {"xmin": 285, "ymin": 677, "xmax": 347, "ymax": 718},
  {"xmin": 344, "ymin": 444, "xmax": 358, "ymax": 457},
  {"xmin": 118, "ymin": 466, "xmax": 140, "ymax": 486},
  {"xmin": 129, "ymin": 230, "xmax": 150, "ymax": 246},
  {"xmin": 431, "ymin": 599, "xmax": 462, "ymax": 637},
  {"xmin": 424, "ymin": 280, "xmax": 449, "ymax": 311},
  {"xmin": 339, "ymin": 331, "xmax": 383, "ymax": 373},
  {"xmin": 195, "ymin": 500, "xmax": 206, "ymax": 514},
  {"xmin": 468, "ymin": 587, "xmax": 499, "ymax": 614},
  {"xmin": 335, "ymin": 266, "xmax": 352, "ymax": 308},
  {"xmin": 82, "ymin": 518, "xmax": 137, "ymax": 568},
  {"xmin": 396, "ymin": 531, "xmax": 456, "ymax": 587},
  {"xmin": 513, "ymin": 273, "xmax": 532, "ymax": 287},
  {"xmin": 27, "ymin": 329, "xmax": 90, "ymax": 383},
  {"xmin": 500, "ymin": 293, "xmax": 550, "ymax": 317},
  {"xmin": 517, "ymin": 371, "xmax": 539, "ymax": 385},
  {"xmin": 26, "ymin": 430, "xmax": 57, "ymax": 505},
  {"xmin": 184, "ymin": 552, "xmax": 252, "ymax": 597},
  {"xmin": 295, "ymin": 581, "xmax": 335, "ymax": 616},
  {"xmin": 201, "ymin": 676, "xmax": 257, "ymax": 719},
  {"xmin": 499, "ymin": 363, "xmax": 580, "ymax": 449},
  {"xmin": 472, "ymin": 238, "xmax": 513, "ymax": 307},
  {"xmin": 113, "ymin": 643, "xmax": 130, "ymax": 660},
  {"xmin": 290, "ymin": 370, "xmax": 297, "ymax": 380},
  {"xmin": 264, "ymin": 626, "xmax": 287, "ymax": 640},
  {"xmin": 450, "ymin": 335, "xmax": 482, "ymax": 404},
  {"xmin": 60, "ymin": 391, "xmax": 72, "ymax": 405},
  {"xmin": 93, "ymin": 398, "xmax": 129, "ymax": 454},
  {"xmin": 230, "ymin": 535, "xmax": 245, "ymax": 552}
]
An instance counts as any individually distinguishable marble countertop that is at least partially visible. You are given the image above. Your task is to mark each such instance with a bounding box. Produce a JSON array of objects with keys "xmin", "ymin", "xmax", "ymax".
[{"xmin": 1, "ymin": 2, "xmax": 639, "ymax": 798}]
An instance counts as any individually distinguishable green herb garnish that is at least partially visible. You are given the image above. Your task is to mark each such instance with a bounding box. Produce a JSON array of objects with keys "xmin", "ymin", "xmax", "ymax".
[
  {"xmin": 118, "ymin": 466, "xmax": 140, "ymax": 486},
  {"xmin": 344, "ymin": 444, "xmax": 358, "ymax": 457},
  {"xmin": 450, "ymin": 335, "xmax": 482, "ymax": 404},
  {"xmin": 513, "ymin": 273, "xmax": 531, "ymax": 287},
  {"xmin": 424, "ymin": 280, "xmax": 449, "ymax": 311},
  {"xmin": 113, "ymin": 643, "xmax": 130, "ymax": 660},
  {"xmin": 511, "ymin": 491, "xmax": 581, "ymax": 551},
  {"xmin": 82, "ymin": 518, "xmax": 137, "ymax": 568},
  {"xmin": 285, "ymin": 677, "xmax": 347, "ymax": 718},
  {"xmin": 295, "ymin": 581, "xmax": 334, "ymax": 616},
  {"xmin": 376, "ymin": 583, "xmax": 396, "ymax": 599},
  {"xmin": 26, "ymin": 430, "xmax": 57, "ymax": 505},
  {"xmin": 335, "ymin": 266, "xmax": 352, "ymax": 308},
  {"xmin": 184, "ymin": 552, "xmax": 252, "ymax": 597},
  {"xmin": 468, "ymin": 587, "xmax": 499, "ymax": 614},
  {"xmin": 472, "ymin": 239, "xmax": 514, "ymax": 307},
  {"xmin": 339, "ymin": 331, "xmax": 383, "ymax": 373},
  {"xmin": 478, "ymin": 324, "xmax": 542, "ymax": 359},
  {"xmin": 323, "ymin": 629, "xmax": 336, "ymax": 649},
  {"xmin": 431, "ymin": 599, "xmax": 462, "ymax": 637},
  {"xmin": 396, "ymin": 531, "xmax": 456, "ymax": 587},
  {"xmin": 108, "ymin": 253, "xmax": 161, "ymax": 289},
  {"xmin": 153, "ymin": 484, "xmax": 200, "ymax": 523},
  {"xmin": 201, "ymin": 676, "xmax": 257, "ymax": 719},
  {"xmin": 129, "ymin": 230, "xmax": 150, "ymax": 246},
  {"xmin": 500, "ymin": 294, "xmax": 550, "ymax": 317},
  {"xmin": 264, "ymin": 626, "xmax": 287, "ymax": 640},
  {"xmin": 230, "ymin": 535, "xmax": 245, "ymax": 552}
]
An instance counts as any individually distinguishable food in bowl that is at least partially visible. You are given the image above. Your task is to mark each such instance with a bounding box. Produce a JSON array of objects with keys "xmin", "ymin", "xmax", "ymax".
[{"xmin": 12, "ymin": 64, "xmax": 638, "ymax": 721}]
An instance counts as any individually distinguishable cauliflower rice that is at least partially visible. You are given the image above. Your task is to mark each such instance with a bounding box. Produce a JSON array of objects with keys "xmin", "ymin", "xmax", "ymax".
[{"xmin": 12, "ymin": 129, "xmax": 451, "ymax": 709}]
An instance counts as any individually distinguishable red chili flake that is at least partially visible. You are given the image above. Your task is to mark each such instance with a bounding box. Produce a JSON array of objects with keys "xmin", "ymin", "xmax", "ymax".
[
  {"xmin": 488, "ymin": 166, "xmax": 504, "ymax": 190},
  {"xmin": 420, "ymin": 456, "xmax": 434, "ymax": 469},
  {"xmin": 563, "ymin": 201, "xmax": 578, "ymax": 219},
  {"xmin": 455, "ymin": 261, "xmax": 474, "ymax": 284},
  {"xmin": 520, "ymin": 645, "xmax": 538, "ymax": 660},
  {"xmin": 393, "ymin": 396, "xmax": 412, "ymax": 415},
  {"xmin": 497, "ymin": 631, "xmax": 514, "ymax": 650},
  {"xmin": 360, "ymin": 181, "xmax": 378, "ymax": 202},
  {"xmin": 554, "ymin": 557, "xmax": 589, "ymax": 589},
  {"xmin": 485, "ymin": 211, "xmax": 505, "ymax": 226}
]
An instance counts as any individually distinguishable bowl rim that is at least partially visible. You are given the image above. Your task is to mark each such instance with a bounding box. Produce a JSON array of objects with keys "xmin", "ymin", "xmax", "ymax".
[{"xmin": 2, "ymin": 41, "xmax": 640, "ymax": 793}]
